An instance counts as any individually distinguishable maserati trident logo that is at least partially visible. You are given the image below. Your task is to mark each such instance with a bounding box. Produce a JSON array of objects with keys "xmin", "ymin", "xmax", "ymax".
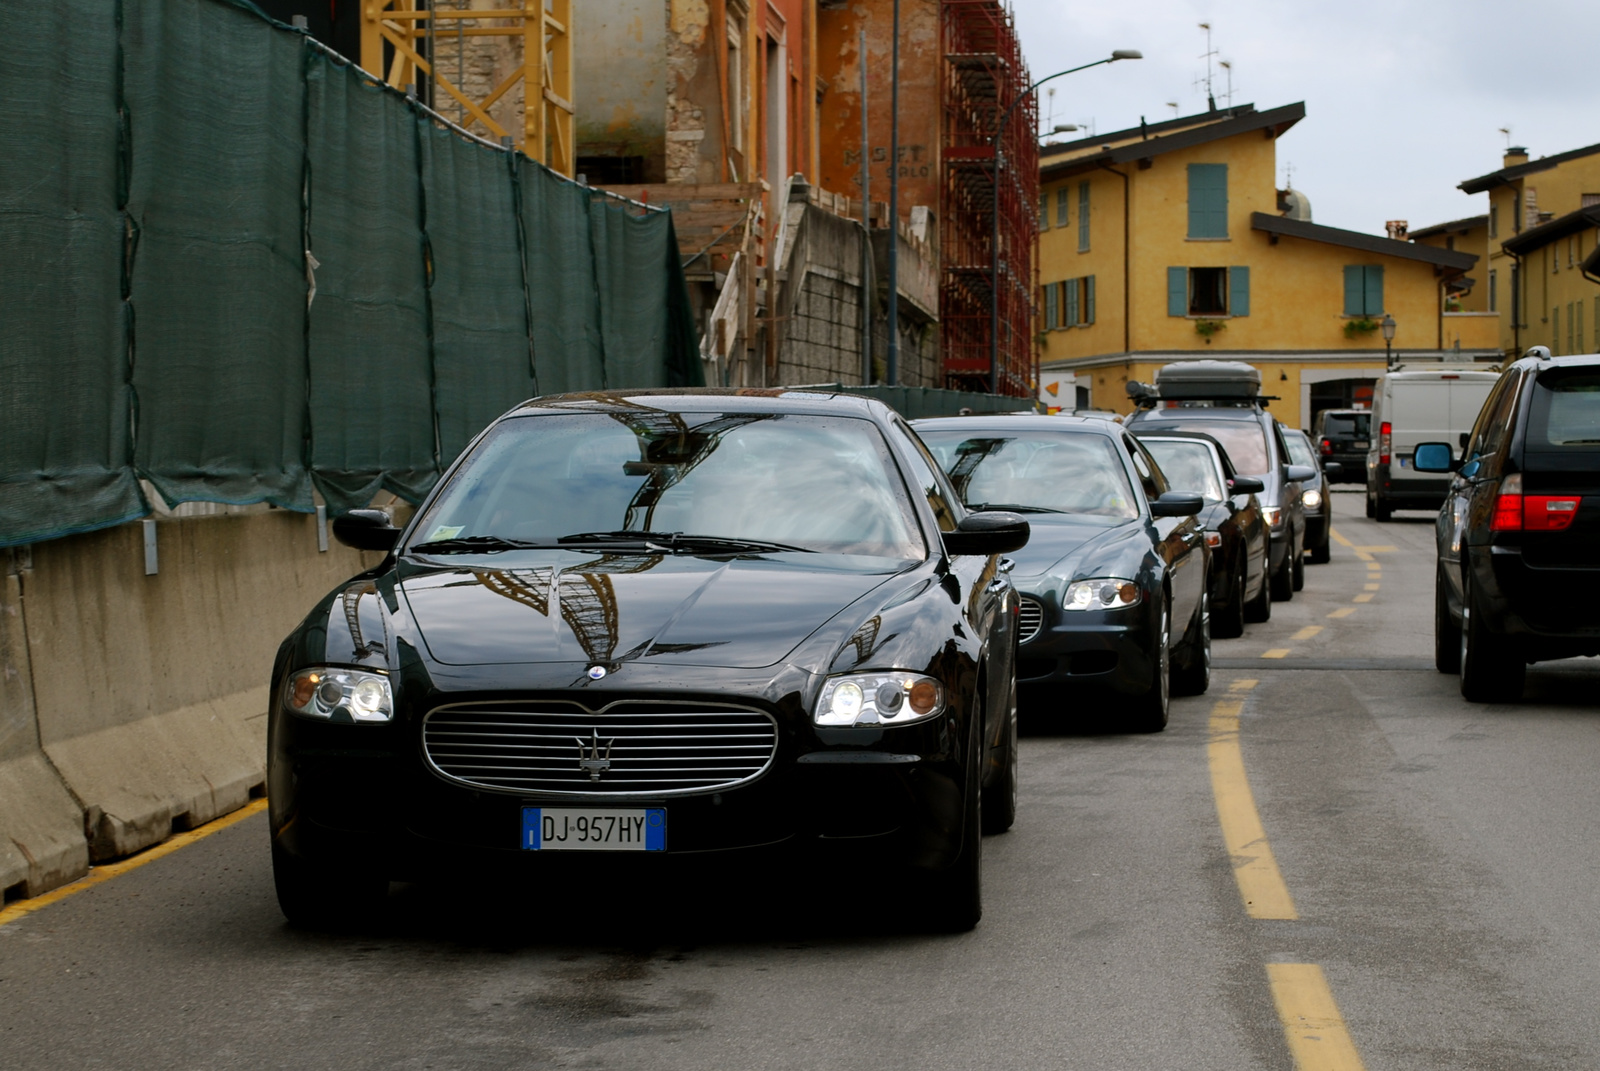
[{"xmin": 576, "ymin": 728, "xmax": 614, "ymax": 782}]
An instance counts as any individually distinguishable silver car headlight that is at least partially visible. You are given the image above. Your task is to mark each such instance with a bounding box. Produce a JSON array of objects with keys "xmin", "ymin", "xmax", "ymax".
[
  {"xmin": 1302, "ymin": 489, "xmax": 1323, "ymax": 510},
  {"xmin": 814, "ymin": 671, "xmax": 945, "ymax": 727},
  {"xmin": 1063, "ymin": 578, "xmax": 1141, "ymax": 611},
  {"xmin": 283, "ymin": 667, "xmax": 394, "ymax": 723}
]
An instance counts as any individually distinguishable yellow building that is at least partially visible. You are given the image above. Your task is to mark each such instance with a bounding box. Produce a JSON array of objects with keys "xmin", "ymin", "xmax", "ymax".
[
  {"xmin": 1500, "ymin": 205, "xmax": 1600, "ymax": 356},
  {"xmin": 1036, "ymin": 104, "xmax": 1482, "ymax": 430},
  {"xmin": 1459, "ymin": 144, "xmax": 1600, "ymax": 356}
]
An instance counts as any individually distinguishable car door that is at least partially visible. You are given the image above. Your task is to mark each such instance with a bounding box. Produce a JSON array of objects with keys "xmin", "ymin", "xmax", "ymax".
[
  {"xmin": 1272, "ymin": 420, "xmax": 1305, "ymax": 543},
  {"xmin": 1443, "ymin": 369, "xmax": 1523, "ymax": 604},
  {"xmin": 1125, "ymin": 433, "xmax": 1203, "ymax": 629}
]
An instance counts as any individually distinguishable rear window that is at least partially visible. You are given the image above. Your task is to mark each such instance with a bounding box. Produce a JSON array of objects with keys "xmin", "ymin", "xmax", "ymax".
[
  {"xmin": 1138, "ymin": 418, "xmax": 1269, "ymax": 474},
  {"xmin": 1529, "ymin": 371, "xmax": 1600, "ymax": 447},
  {"xmin": 1322, "ymin": 413, "xmax": 1370, "ymax": 437}
]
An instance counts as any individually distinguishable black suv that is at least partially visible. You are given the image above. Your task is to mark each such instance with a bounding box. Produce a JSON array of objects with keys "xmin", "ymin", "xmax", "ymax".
[
  {"xmin": 1126, "ymin": 364, "xmax": 1316, "ymax": 602},
  {"xmin": 1422, "ymin": 349, "xmax": 1600, "ymax": 701},
  {"xmin": 1311, "ymin": 408, "xmax": 1370, "ymax": 483}
]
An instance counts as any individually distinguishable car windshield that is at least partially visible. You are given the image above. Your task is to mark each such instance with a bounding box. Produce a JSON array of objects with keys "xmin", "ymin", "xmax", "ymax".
[
  {"xmin": 409, "ymin": 411, "xmax": 926, "ymax": 558},
  {"xmin": 1139, "ymin": 417, "xmax": 1269, "ymax": 473},
  {"xmin": 1283, "ymin": 432, "xmax": 1315, "ymax": 468},
  {"xmin": 1141, "ymin": 440, "xmax": 1225, "ymax": 501},
  {"xmin": 918, "ymin": 429, "xmax": 1139, "ymax": 523},
  {"xmin": 1322, "ymin": 413, "xmax": 1370, "ymax": 437},
  {"xmin": 1531, "ymin": 371, "xmax": 1600, "ymax": 447}
]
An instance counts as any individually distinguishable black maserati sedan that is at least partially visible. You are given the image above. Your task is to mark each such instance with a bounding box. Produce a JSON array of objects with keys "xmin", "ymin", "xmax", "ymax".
[
  {"xmin": 269, "ymin": 390, "xmax": 1027, "ymax": 932},
  {"xmin": 1131, "ymin": 430, "xmax": 1269, "ymax": 638},
  {"xmin": 915, "ymin": 415, "xmax": 1208, "ymax": 732}
]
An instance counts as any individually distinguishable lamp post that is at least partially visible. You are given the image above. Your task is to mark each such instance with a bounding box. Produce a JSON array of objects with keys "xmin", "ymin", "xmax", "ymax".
[
  {"xmin": 989, "ymin": 51, "xmax": 1141, "ymax": 395},
  {"xmin": 1381, "ymin": 313, "xmax": 1397, "ymax": 368}
]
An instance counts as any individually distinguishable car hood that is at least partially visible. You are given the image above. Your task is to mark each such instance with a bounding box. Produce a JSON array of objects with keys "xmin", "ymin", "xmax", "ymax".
[
  {"xmin": 1006, "ymin": 516, "xmax": 1144, "ymax": 581},
  {"xmin": 396, "ymin": 551, "xmax": 906, "ymax": 669}
]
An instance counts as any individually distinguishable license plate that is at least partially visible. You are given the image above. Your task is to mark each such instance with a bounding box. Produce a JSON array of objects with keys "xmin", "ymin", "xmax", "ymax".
[
  {"xmin": 521, "ymin": 807, "xmax": 666, "ymax": 851},
  {"xmin": 1354, "ymin": 439, "xmax": 1369, "ymax": 449}
]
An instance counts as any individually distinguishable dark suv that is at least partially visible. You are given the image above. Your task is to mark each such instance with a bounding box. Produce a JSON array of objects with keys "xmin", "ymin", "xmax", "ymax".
[
  {"xmin": 1422, "ymin": 349, "xmax": 1600, "ymax": 701},
  {"xmin": 1311, "ymin": 408, "xmax": 1370, "ymax": 483}
]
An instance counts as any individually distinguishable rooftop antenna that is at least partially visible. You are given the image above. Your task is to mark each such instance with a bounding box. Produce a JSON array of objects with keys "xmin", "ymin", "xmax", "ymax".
[
  {"xmin": 1283, "ymin": 160, "xmax": 1295, "ymax": 190},
  {"xmin": 1498, "ymin": 126, "xmax": 1512, "ymax": 150},
  {"xmin": 1218, "ymin": 59, "xmax": 1234, "ymax": 109},
  {"xmin": 1197, "ymin": 22, "xmax": 1218, "ymax": 111}
]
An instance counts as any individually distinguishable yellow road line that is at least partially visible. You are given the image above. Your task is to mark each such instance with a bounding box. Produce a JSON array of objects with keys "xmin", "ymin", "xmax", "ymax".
[
  {"xmin": 1230, "ymin": 678, "xmax": 1259, "ymax": 692},
  {"xmin": 1329, "ymin": 526, "xmax": 1353, "ymax": 548},
  {"xmin": 1209, "ymin": 700, "xmax": 1297, "ymax": 919},
  {"xmin": 1364, "ymin": 583, "xmax": 1380, "ymax": 591},
  {"xmin": 1353, "ymin": 594, "xmax": 1374, "ymax": 603},
  {"xmin": 1354, "ymin": 545, "xmax": 1396, "ymax": 554},
  {"xmin": 1292, "ymin": 626, "xmax": 1323, "ymax": 641},
  {"xmin": 1365, "ymin": 562, "xmax": 1381, "ymax": 572},
  {"xmin": 1268, "ymin": 962, "xmax": 1367, "ymax": 1070},
  {"xmin": 1328, "ymin": 607, "xmax": 1356, "ymax": 619},
  {"xmin": 0, "ymin": 798, "xmax": 269, "ymax": 929},
  {"xmin": 1262, "ymin": 648, "xmax": 1291, "ymax": 659}
]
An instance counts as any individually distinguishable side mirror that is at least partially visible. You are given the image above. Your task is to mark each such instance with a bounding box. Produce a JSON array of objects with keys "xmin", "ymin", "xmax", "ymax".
[
  {"xmin": 1322, "ymin": 461, "xmax": 1343, "ymax": 479},
  {"xmin": 1228, "ymin": 475, "xmax": 1265, "ymax": 495},
  {"xmin": 332, "ymin": 508, "xmax": 401, "ymax": 552},
  {"xmin": 942, "ymin": 511, "xmax": 1030, "ymax": 556},
  {"xmin": 1412, "ymin": 442, "xmax": 1456, "ymax": 473},
  {"xmin": 1283, "ymin": 464, "xmax": 1317, "ymax": 483},
  {"xmin": 1151, "ymin": 491, "xmax": 1204, "ymax": 518},
  {"xmin": 1459, "ymin": 432, "xmax": 1470, "ymax": 449}
]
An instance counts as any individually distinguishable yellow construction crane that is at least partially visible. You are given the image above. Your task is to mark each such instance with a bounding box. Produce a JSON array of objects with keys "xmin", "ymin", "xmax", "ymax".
[{"xmin": 360, "ymin": 0, "xmax": 573, "ymax": 176}]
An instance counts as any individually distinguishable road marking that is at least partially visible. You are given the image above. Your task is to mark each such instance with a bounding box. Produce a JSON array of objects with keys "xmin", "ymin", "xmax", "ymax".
[
  {"xmin": 1330, "ymin": 526, "xmax": 1353, "ymax": 548},
  {"xmin": 1262, "ymin": 648, "xmax": 1292, "ymax": 659},
  {"xmin": 1268, "ymin": 962, "xmax": 1367, "ymax": 1070},
  {"xmin": 1365, "ymin": 562, "xmax": 1381, "ymax": 572},
  {"xmin": 1292, "ymin": 626, "xmax": 1323, "ymax": 641},
  {"xmin": 1328, "ymin": 607, "xmax": 1356, "ymax": 619},
  {"xmin": 1353, "ymin": 594, "xmax": 1374, "ymax": 603},
  {"xmin": 1364, "ymin": 583, "xmax": 1380, "ymax": 591},
  {"xmin": 1209, "ymin": 700, "xmax": 1298, "ymax": 920},
  {"xmin": 1230, "ymin": 679, "xmax": 1259, "ymax": 692},
  {"xmin": 1354, "ymin": 545, "xmax": 1396, "ymax": 554},
  {"xmin": 0, "ymin": 798, "xmax": 269, "ymax": 929}
]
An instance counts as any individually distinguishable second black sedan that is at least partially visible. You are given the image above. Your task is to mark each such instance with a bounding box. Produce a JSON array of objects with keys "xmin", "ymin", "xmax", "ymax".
[
  {"xmin": 915, "ymin": 415, "xmax": 1209, "ymax": 731},
  {"xmin": 1132, "ymin": 431, "xmax": 1270, "ymax": 638}
]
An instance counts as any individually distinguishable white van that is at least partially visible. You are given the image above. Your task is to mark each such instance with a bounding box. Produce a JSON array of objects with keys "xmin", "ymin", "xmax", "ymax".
[{"xmin": 1366, "ymin": 367, "xmax": 1498, "ymax": 520}]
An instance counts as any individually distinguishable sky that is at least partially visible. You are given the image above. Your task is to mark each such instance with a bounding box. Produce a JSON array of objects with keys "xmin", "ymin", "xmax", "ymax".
[{"xmin": 1009, "ymin": 0, "xmax": 1600, "ymax": 236}]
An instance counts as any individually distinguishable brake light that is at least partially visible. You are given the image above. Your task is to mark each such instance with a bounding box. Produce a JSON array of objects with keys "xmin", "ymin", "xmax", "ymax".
[
  {"xmin": 1379, "ymin": 422, "xmax": 1392, "ymax": 465},
  {"xmin": 1319, "ymin": 438, "xmax": 1333, "ymax": 456},
  {"xmin": 1489, "ymin": 473, "xmax": 1583, "ymax": 532}
]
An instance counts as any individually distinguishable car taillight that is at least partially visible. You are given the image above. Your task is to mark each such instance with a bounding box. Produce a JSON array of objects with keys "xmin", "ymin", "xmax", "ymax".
[
  {"xmin": 1378, "ymin": 422, "xmax": 1392, "ymax": 465},
  {"xmin": 1488, "ymin": 473, "xmax": 1582, "ymax": 532},
  {"xmin": 1319, "ymin": 438, "xmax": 1333, "ymax": 456}
]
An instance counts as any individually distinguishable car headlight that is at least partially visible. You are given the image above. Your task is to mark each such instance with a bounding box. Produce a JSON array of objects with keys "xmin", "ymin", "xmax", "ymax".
[
  {"xmin": 283, "ymin": 667, "xmax": 394, "ymax": 723},
  {"xmin": 1302, "ymin": 489, "xmax": 1323, "ymax": 510},
  {"xmin": 815, "ymin": 672, "xmax": 945, "ymax": 727},
  {"xmin": 1062, "ymin": 578, "xmax": 1141, "ymax": 611},
  {"xmin": 1262, "ymin": 506, "xmax": 1284, "ymax": 528}
]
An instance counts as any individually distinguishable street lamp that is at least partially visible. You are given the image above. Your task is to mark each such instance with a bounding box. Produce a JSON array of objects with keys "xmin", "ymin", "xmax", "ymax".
[
  {"xmin": 990, "ymin": 50, "xmax": 1142, "ymax": 394},
  {"xmin": 1381, "ymin": 313, "xmax": 1397, "ymax": 368}
]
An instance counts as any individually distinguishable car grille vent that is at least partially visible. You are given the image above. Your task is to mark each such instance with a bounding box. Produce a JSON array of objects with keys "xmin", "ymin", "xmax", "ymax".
[
  {"xmin": 1018, "ymin": 598, "xmax": 1045, "ymax": 644},
  {"xmin": 422, "ymin": 702, "xmax": 779, "ymax": 798}
]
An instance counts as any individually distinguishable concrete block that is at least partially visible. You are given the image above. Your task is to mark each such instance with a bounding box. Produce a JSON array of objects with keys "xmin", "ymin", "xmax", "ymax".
[{"xmin": 0, "ymin": 753, "xmax": 89, "ymax": 897}]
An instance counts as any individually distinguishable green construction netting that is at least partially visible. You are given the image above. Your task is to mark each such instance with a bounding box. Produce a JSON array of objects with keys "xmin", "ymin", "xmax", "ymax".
[
  {"xmin": 124, "ymin": 0, "xmax": 313, "ymax": 510},
  {"xmin": 420, "ymin": 125, "xmax": 535, "ymax": 463},
  {"xmin": 304, "ymin": 53, "xmax": 438, "ymax": 515},
  {"xmin": 0, "ymin": 1, "xmax": 146, "ymax": 546},
  {"xmin": 590, "ymin": 200, "xmax": 704, "ymax": 390},
  {"xmin": 520, "ymin": 159, "xmax": 605, "ymax": 395}
]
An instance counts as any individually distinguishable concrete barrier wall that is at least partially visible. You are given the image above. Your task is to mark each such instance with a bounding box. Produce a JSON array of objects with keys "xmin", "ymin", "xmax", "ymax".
[{"xmin": 0, "ymin": 510, "xmax": 385, "ymax": 897}]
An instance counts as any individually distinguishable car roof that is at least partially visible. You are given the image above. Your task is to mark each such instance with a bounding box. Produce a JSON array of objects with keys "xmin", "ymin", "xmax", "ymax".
[
  {"xmin": 1132, "ymin": 405, "xmax": 1261, "ymax": 422},
  {"xmin": 912, "ymin": 413, "xmax": 1120, "ymax": 436},
  {"xmin": 507, "ymin": 387, "xmax": 895, "ymax": 422},
  {"xmin": 1515, "ymin": 351, "xmax": 1600, "ymax": 372}
]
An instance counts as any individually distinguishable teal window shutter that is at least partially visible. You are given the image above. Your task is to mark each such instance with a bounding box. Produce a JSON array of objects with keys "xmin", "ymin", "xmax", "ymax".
[
  {"xmin": 1057, "ymin": 188, "xmax": 1069, "ymax": 227},
  {"xmin": 1229, "ymin": 266, "xmax": 1250, "ymax": 316},
  {"xmin": 1363, "ymin": 265, "xmax": 1384, "ymax": 316},
  {"xmin": 1343, "ymin": 265, "xmax": 1364, "ymax": 316},
  {"xmin": 1078, "ymin": 181, "xmax": 1091, "ymax": 251},
  {"xmin": 1085, "ymin": 275, "xmax": 1096, "ymax": 324},
  {"xmin": 1044, "ymin": 282, "xmax": 1059, "ymax": 328},
  {"xmin": 1187, "ymin": 164, "xmax": 1229, "ymax": 238},
  {"xmin": 1168, "ymin": 267, "xmax": 1187, "ymax": 316},
  {"xmin": 1064, "ymin": 279, "xmax": 1079, "ymax": 326}
]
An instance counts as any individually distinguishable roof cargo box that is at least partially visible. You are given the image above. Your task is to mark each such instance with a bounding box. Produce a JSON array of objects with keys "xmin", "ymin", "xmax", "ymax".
[{"xmin": 1155, "ymin": 360, "xmax": 1262, "ymax": 401}]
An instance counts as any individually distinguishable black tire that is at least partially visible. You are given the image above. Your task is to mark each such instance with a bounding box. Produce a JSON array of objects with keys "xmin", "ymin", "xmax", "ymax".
[
  {"xmin": 1291, "ymin": 535, "xmax": 1306, "ymax": 591},
  {"xmin": 1308, "ymin": 526, "xmax": 1331, "ymax": 564},
  {"xmin": 1459, "ymin": 571, "xmax": 1524, "ymax": 703},
  {"xmin": 1214, "ymin": 567, "xmax": 1246, "ymax": 639},
  {"xmin": 272, "ymin": 841, "xmax": 387, "ymax": 930},
  {"xmin": 1365, "ymin": 492, "xmax": 1375, "ymax": 519},
  {"xmin": 1374, "ymin": 494, "xmax": 1392, "ymax": 522},
  {"xmin": 919, "ymin": 710, "xmax": 983, "ymax": 932},
  {"xmin": 1269, "ymin": 548, "xmax": 1294, "ymax": 602},
  {"xmin": 1127, "ymin": 597, "xmax": 1170, "ymax": 732},
  {"xmin": 1170, "ymin": 591, "xmax": 1211, "ymax": 696},
  {"xmin": 1243, "ymin": 561, "xmax": 1272, "ymax": 623},
  {"xmin": 981, "ymin": 678, "xmax": 1017, "ymax": 835},
  {"xmin": 1434, "ymin": 564, "xmax": 1461, "ymax": 674}
]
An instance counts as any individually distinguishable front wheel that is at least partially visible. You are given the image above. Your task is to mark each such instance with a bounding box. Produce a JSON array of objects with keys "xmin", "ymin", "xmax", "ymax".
[
  {"xmin": 1308, "ymin": 526, "xmax": 1331, "ymax": 564},
  {"xmin": 981, "ymin": 678, "xmax": 1018, "ymax": 835},
  {"xmin": 1434, "ymin": 565, "xmax": 1461, "ymax": 674},
  {"xmin": 1214, "ymin": 568, "xmax": 1246, "ymax": 639},
  {"xmin": 1374, "ymin": 494, "xmax": 1392, "ymax": 522},
  {"xmin": 272, "ymin": 841, "xmax": 387, "ymax": 930},
  {"xmin": 916, "ymin": 711, "xmax": 983, "ymax": 932},
  {"xmin": 1170, "ymin": 591, "xmax": 1211, "ymax": 697},
  {"xmin": 1127, "ymin": 598, "xmax": 1170, "ymax": 732},
  {"xmin": 1243, "ymin": 561, "xmax": 1272, "ymax": 623},
  {"xmin": 1291, "ymin": 535, "xmax": 1306, "ymax": 591},
  {"xmin": 1269, "ymin": 548, "xmax": 1294, "ymax": 601}
]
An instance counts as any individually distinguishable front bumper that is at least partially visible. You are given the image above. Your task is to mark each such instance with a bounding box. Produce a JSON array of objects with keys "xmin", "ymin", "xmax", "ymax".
[{"xmin": 1013, "ymin": 609, "xmax": 1158, "ymax": 701}]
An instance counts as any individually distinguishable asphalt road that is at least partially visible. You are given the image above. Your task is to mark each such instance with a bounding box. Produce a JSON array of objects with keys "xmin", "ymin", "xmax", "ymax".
[{"xmin": 5, "ymin": 487, "xmax": 1600, "ymax": 1070}]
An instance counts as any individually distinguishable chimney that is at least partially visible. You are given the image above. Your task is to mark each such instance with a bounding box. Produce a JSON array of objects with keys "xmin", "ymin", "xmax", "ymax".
[
  {"xmin": 1504, "ymin": 146, "xmax": 1529, "ymax": 168},
  {"xmin": 1385, "ymin": 220, "xmax": 1409, "ymax": 241}
]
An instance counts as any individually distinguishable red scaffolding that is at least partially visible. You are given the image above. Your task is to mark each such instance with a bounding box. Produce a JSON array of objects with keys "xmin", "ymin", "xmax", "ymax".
[{"xmin": 940, "ymin": 0, "xmax": 1037, "ymax": 396}]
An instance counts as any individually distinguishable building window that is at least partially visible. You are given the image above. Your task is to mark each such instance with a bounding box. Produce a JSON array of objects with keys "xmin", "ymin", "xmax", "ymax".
[
  {"xmin": 1043, "ymin": 282, "xmax": 1059, "ymax": 327},
  {"xmin": 1489, "ymin": 205, "xmax": 1498, "ymax": 238},
  {"xmin": 1513, "ymin": 192, "xmax": 1522, "ymax": 234},
  {"xmin": 726, "ymin": 11, "xmax": 745, "ymax": 154},
  {"xmin": 1056, "ymin": 187, "xmax": 1069, "ymax": 228},
  {"xmin": 1488, "ymin": 268, "xmax": 1497, "ymax": 313},
  {"xmin": 1343, "ymin": 265, "xmax": 1384, "ymax": 317},
  {"xmin": 1064, "ymin": 278, "xmax": 1079, "ymax": 325},
  {"xmin": 1578, "ymin": 301, "xmax": 1585, "ymax": 354},
  {"xmin": 1167, "ymin": 267, "xmax": 1248, "ymax": 317},
  {"xmin": 1188, "ymin": 267, "xmax": 1227, "ymax": 315},
  {"xmin": 1077, "ymin": 181, "xmax": 1090, "ymax": 252},
  {"xmin": 1568, "ymin": 302, "xmax": 1575, "ymax": 353},
  {"xmin": 1039, "ymin": 193, "xmax": 1049, "ymax": 230},
  {"xmin": 1187, "ymin": 163, "xmax": 1229, "ymax": 239}
]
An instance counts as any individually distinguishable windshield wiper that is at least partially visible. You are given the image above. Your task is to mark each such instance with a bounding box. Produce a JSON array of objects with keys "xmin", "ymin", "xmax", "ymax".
[
  {"xmin": 558, "ymin": 531, "xmax": 809, "ymax": 553},
  {"xmin": 967, "ymin": 503, "xmax": 1066, "ymax": 514},
  {"xmin": 409, "ymin": 535, "xmax": 553, "ymax": 553}
]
